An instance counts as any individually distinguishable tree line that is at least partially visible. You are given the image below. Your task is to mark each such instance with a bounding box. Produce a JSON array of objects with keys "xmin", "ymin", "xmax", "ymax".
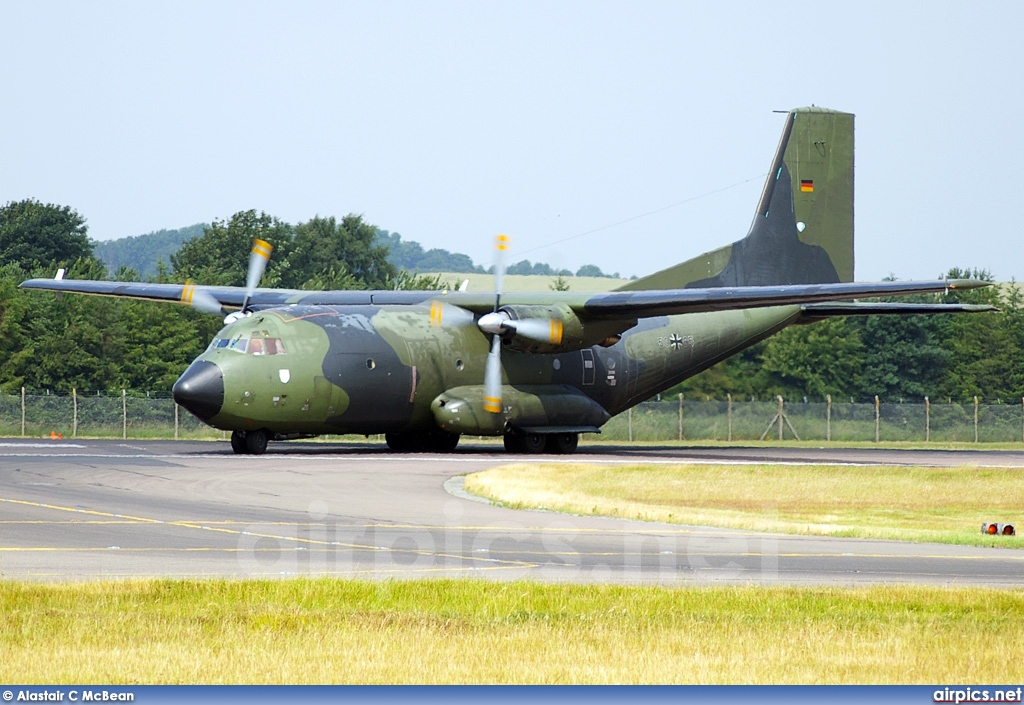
[
  {"xmin": 1, "ymin": 198, "xmax": 1021, "ymax": 402},
  {"xmin": 97, "ymin": 223, "xmax": 626, "ymax": 281}
]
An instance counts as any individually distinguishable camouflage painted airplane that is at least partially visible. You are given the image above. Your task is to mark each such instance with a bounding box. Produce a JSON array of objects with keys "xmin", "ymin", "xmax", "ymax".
[{"xmin": 22, "ymin": 107, "xmax": 996, "ymax": 455}]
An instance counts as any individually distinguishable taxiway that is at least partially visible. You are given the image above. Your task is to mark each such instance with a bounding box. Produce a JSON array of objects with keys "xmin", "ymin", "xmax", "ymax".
[{"xmin": 1, "ymin": 439, "xmax": 1022, "ymax": 585}]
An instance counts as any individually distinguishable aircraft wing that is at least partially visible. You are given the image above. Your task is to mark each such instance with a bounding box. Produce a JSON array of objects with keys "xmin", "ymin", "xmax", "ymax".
[
  {"xmin": 576, "ymin": 279, "xmax": 992, "ymax": 318},
  {"xmin": 19, "ymin": 276, "xmax": 993, "ymax": 319}
]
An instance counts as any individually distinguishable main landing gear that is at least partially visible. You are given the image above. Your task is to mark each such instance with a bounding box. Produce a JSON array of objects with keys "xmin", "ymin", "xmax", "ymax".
[
  {"xmin": 230, "ymin": 428, "xmax": 580, "ymax": 455},
  {"xmin": 503, "ymin": 430, "xmax": 579, "ymax": 455}
]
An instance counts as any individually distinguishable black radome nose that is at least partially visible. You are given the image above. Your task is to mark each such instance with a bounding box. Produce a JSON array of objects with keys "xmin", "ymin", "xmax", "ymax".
[{"xmin": 172, "ymin": 360, "xmax": 224, "ymax": 421}]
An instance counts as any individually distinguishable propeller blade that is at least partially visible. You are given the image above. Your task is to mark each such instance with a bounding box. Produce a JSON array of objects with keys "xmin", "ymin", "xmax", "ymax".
[
  {"xmin": 480, "ymin": 234, "xmax": 510, "ymax": 415},
  {"xmin": 492, "ymin": 233, "xmax": 508, "ymax": 310},
  {"xmin": 508, "ymin": 317, "xmax": 564, "ymax": 345},
  {"xmin": 180, "ymin": 281, "xmax": 224, "ymax": 315},
  {"xmin": 483, "ymin": 333, "xmax": 503, "ymax": 414},
  {"xmin": 242, "ymin": 238, "xmax": 273, "ymax": 311},
  {"xmin": 429, "ymin": 300, "xmax": 475, "ymax": 328}
]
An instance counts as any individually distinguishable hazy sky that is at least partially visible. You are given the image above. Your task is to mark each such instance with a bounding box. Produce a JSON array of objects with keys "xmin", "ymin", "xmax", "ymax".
[{"xmin": 4, "ymin": 1, "xmax": 1021, "ymax": 281}]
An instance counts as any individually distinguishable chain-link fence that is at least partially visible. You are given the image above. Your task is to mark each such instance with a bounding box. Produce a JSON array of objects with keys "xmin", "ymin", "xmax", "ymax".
[
  {"xmin": 0, "ymin": 390, "xmax": 219, "ymax": 440},
  {"xmin": 602, "ymin": 395, "xmax": 1024, "ymax": 443},
  {"xmin": 2, "ymin": 390, "xmax": 1023, "ymax": 443}
]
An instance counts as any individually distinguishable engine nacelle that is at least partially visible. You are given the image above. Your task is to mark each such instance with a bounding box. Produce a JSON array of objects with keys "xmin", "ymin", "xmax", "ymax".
[
  {"xmin": 431, "ymin": 384, "xmax": 610, "ymax": 436},
  {"xmin": 496, "ymin": 304, "xmax": 635, "ymax": 354}
]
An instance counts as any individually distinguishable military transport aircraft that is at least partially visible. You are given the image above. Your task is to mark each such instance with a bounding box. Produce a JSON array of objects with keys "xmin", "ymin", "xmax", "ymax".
[{"xmin": 21, "ymin": 107, "xmax": 996, "ymax": 455}]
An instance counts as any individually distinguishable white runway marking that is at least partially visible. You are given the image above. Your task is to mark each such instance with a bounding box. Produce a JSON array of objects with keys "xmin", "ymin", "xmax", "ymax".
[{"xmin": 0, "ymin": 442, "xmax": 86, "ymax": 448}]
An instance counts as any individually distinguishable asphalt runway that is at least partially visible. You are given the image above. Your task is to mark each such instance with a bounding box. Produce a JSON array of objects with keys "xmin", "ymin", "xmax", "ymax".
[{"xmin": 1, "ymin": 439, "xmax": 1022, "ymax": 586}]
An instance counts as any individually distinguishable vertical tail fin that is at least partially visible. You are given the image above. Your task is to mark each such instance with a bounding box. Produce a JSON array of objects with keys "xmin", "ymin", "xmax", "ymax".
[{"xmin": 619, "ymin": 107, "xmax": 854, "ymax": 291}]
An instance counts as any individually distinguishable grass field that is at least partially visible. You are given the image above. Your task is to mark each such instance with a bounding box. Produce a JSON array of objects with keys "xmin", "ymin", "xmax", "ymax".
[
  {"xmin": 464, "ymin": 462, "xmax": 1024, "ymax": 547},
  {"xmin": 5, "ymin": 453, "xmax": 1023, "ymax": 683},
  {"xmin": 2, "ymin": 579, "xmax": 1023, "ymax": 684}
]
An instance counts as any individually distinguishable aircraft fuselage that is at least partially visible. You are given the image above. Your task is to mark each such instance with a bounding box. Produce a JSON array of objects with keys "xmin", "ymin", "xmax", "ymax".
[{"xmin": 172, "ymin": 302, "xmax": 803, "ymax": 445}]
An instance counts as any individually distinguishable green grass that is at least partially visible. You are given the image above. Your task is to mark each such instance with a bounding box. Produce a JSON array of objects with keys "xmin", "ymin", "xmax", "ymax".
[
  {"xmin": 465, "ymin": 462, "xmax": 1024, "ymax": 547},
  {"xmin": 2, "ymin": 579, "xmax": 1022, "ymax": 683}
]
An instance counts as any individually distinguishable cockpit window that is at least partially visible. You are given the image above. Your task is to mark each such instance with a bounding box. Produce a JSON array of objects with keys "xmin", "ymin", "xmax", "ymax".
[{"xmin": 209, "ymin": 335, "xmax": 286, "ymax": 355}]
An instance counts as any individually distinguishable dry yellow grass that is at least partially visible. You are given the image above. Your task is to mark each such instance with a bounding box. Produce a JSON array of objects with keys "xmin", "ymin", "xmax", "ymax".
[
  {"xmin": 464, "ymin": 463, "xmax": 1024, "ymax": 546},
  {"xmin": 2, "ymin": 579, "xmax": 1023, "ymax": 683}
]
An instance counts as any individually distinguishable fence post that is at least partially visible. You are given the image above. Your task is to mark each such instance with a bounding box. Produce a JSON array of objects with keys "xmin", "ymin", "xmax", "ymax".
[
  {"xmin": 21, "ymin": 387, "xmax": 26, "ymax": 437},
  {"xmin": 727, "ymin": 393, "xmax": 733, "ymax": 442},
  {"xmin": 777, "ymin": 395, "xmax": 784, "ymax": 441},
  {"xmin": 826, "ymin": 394, "xmax": 832, "ymax": 442},
  {"xmin": 72, "ymin": 388, "xmax": 78, "ymax": 438},
  {"xmin": 925, "ymin": 397, "xmax": 930, "ymax": 442},
  {"xmin": 628, "ymin": 407, "xmax": 633, "ymax": 442},
  {"xmin": 175, "ymin": 403, "xmax": 179, "ymax": 441},
  {"xmin": 678, "ymin": 393, "xmax": 683, "ymax": 441},
  {"xmin": 874, "ymin": 396, "xmax": 880, "ymax": 443},
  {"xmin": 122, "ymin": 389, "xmax": 127, "ymax": 440},
  {"xmin": 974, "ymin": 396, "xmax": 979, "ymax": 443}
]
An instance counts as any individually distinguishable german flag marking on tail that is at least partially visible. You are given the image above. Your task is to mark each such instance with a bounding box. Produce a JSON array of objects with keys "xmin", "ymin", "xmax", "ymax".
[{"xmin": 800, "ymin": 180, "xmax": 814, "ymax": 193}]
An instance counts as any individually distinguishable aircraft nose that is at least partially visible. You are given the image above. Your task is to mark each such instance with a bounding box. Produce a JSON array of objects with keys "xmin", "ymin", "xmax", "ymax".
[{"xmin": 172, "ymin": 360, "xmax": 224, "ymax": 421}]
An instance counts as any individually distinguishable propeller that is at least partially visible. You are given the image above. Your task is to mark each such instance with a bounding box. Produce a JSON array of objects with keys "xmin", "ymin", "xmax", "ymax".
[
  {"xmin": 242, "ymin": 238, "xmax": 274, "ymax": 313},
  {"xmin": 482, "ymin": 234, "xmax": 510, "ymax": 414},
  {"xmin": 179, "ymin": 238, "xmax": 274, "ymax": 321},
  {"xmin": 429, "ymin": 233, "xmax": 564, "ymax": 416}
]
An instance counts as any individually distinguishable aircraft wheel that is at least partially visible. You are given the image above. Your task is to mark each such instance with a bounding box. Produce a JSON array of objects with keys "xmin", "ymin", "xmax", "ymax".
[
  {"xmin": 230, "ymin": 430, "xmax": 248, "ymax": 454},
  {"xmin": 521, "ymin": 432, "xmax": 546, "ymax": 454},
  {"xmin": 385, "ymin": 433, "xmax": 413, "ymax": 452},
  {"xmin": 427, "ymin": 431, "xmax": 460, "ymax": 452},
  {"xmin": 503, "ymin": 433, "xmax": 524, "ymax": 453},
  {"xmin": 545, "ymin": 432, "xmax": 579, "ymax": 454},
  {"xmin": 245, "ymin": 428, "xmax": 269, "ymax": 455}
]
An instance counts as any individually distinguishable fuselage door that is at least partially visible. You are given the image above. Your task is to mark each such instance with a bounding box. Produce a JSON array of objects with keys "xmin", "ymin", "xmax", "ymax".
[{"xmin": 581, "ymin": 349, "xmax": 596, "ymax": 386}]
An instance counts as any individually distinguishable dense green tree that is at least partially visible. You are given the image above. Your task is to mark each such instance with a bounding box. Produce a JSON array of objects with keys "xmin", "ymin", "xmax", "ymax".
[
  {"xmin": 759, "ymin": 318, "xmax": 865, "ymax": 400},
  {"xmin": 284, "ymin": 215, "xmax": 395, "ymax": 290},
  {"xmin": 0, "ymin": 199, "xmax": 92, "ymax": 272},
  {"xmin": 666, "ymin": 344, "xmax": 769, "ymax": 401},
  {"xmin": 6, "ymin": 258, "xmax": 123, "ymax": 393},
  {"xmin": 934, "ymin": 269, "xmax": 1020, "ymax": 401},
  {"xmin": 0, "ymin": 263, "xmax": 34, "ymax": 390},
  {"xmin": 375, "ymin": 230, "xmax": 424, "ymax": 269},
  {"xmin": 414, "ymin": 249, "xmax": 480, "ymax": 273},
  {"xmin": 172, "ymin": 211, "xmax": 292, "ymax": 286},
  {"xmin": 576, "ymin": 264, "xmax": 606, "ymax": 277},
  {"xmin": 94, "ymin": 224, "xmax": 207, "ymax": 279},
  {"xmin": 375, "ymin": 230, "xmax": 484, "ymax": 273},
  {"xmin": 117, "ymin": 300, "xmax": 218, "ymax": 391},
  {"xmin": 848, "ymin": 312, "xmax": 949, "ymax": 401},
  {"xmin": 506, "ymin": 260, "xmax": 536, "ymax": 276}
]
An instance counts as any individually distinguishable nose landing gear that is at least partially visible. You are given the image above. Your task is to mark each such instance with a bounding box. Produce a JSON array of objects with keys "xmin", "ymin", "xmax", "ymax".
[{"xmin": 230, "ymin": 429, "xmax": 269, "ymax": 455}]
